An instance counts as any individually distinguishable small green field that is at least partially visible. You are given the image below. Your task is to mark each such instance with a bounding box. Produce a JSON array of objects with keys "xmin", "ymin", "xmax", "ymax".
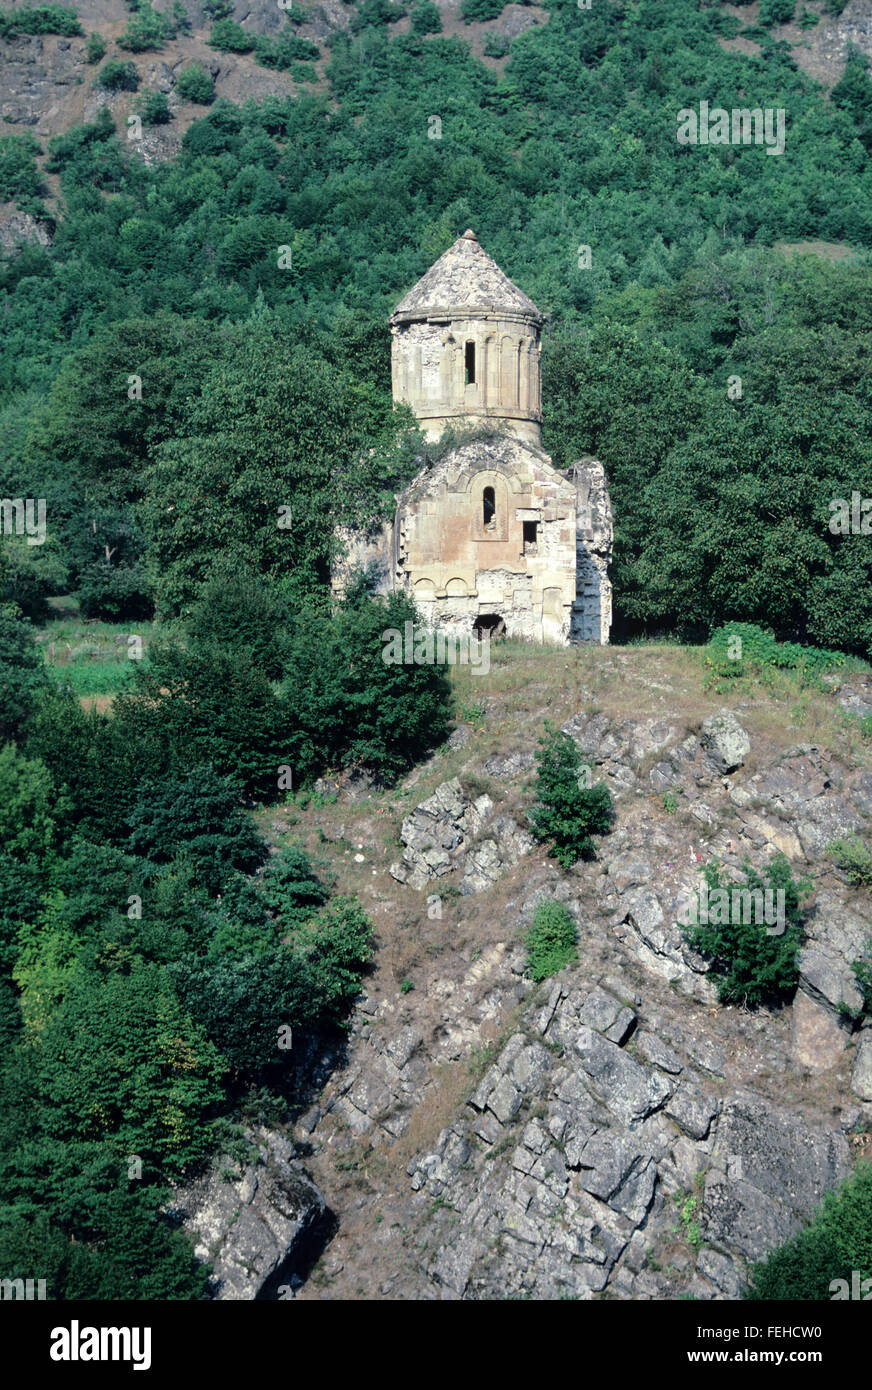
[{"xmin": 35, "ymin": 606, "xmax": 155, "ymax": 700}]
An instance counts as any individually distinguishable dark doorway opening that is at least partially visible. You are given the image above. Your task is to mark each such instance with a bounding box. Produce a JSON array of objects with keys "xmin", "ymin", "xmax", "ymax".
[
  {"xmin": 522, "ymin": 520, "xmax": 538, "ymax": 554},
  {"xmin": 465, "ymin": 340, "xmax": 476, "ymax": 385},
  {"xmin": 473, "ymin": 614, "xmax": 505, "ymax": 639}
]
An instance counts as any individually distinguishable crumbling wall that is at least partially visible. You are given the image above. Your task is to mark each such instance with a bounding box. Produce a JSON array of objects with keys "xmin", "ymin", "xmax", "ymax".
[{"xmin": 571, "ymin": 456, "xmax": 613, "ymax": 645}]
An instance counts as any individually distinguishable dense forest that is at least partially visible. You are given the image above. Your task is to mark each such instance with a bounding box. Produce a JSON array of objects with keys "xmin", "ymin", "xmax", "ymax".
[{"xmin": 2, "ymin": 0, "xmax": 872, "ymax": 1298}]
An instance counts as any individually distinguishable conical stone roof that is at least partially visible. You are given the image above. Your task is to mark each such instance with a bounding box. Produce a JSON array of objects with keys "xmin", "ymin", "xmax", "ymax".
[{"xmin": 390, "ymin": 229, "xmax": 544, "ymax": 326}]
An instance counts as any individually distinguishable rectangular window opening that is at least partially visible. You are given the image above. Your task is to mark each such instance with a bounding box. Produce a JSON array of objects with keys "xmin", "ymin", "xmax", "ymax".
[
  {"xmin": 465, "ymin": 340, "xmax": 476, "ymax": 385},
  {"xmin": 523, "ymin": 520, "xmax": 538, "ymax": 553}
]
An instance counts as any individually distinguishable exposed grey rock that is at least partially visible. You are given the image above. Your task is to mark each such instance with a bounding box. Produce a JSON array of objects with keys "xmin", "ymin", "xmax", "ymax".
[
  {"xmin": 704, "ymin": 1093, "xmax": 851, "ymax": 1260},
  {"xmin": 573, "ymin": 1026, "xmax": 672, "ymax": 1127},
  {"xmin": 633, "ymin": 1031, "xmax": 684, "ymax": 1074},
  {"xmin": 665, "ymin": 1086, "xmax": 719, "ymax": 1140},
  {"xmin": 607, "ymin": 851, "xmax": 652, "ymax": 895},
  {"xmin": 791, "ymin": 989, "xmax": 849, "ymax": 1071},
  {"xmin": 697, "ymin": 1248, "xmax": 745, "ymax": 1299},
  {"xmin": 460, "ymin": 816, "xmax": 535, "ymax": 894},
  {"xmin": 390, "ymin": 778, "xmax": 493, "ymax": 888},
  {"xmin": 796, "ymin": 795, "xmax": 864, "ymax": 856},
  {"xmin": 577, "ymin": 986, "xmax": 637, "ymax": 1045},
  {"xmin": 700, "ymin": 709, "xmax": 751, "ymax": 774},
  {"xmin": 167, "ymin": 1129, "xmax": 325, "ymax": 1300},
  {"xmin": 798, "ymin": 942, "xmax": 863, "ymax": 1018},
  {"xmin": 852, "ymin": 1028, "xmax": 872, "ymax": 1101},
  {"xmin": 577, "ymin": 1133, "xmax": 637, "ymax": 1200},
  {"xmin": 488, "ymin": 1074, "xmax": 522, "ymax": 1124}
]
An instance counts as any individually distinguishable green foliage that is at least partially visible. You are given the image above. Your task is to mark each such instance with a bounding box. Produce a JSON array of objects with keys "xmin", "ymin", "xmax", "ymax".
[
  {"xmin": 137, "ymin": 89, "xmax": 172, "ymax": 126},
  {"xmin": 170, "ymin": 946, "xmax": 314, "ymax": 1077},
  {"xmin": 283, "ymin": 585, "xmax": 452, "ymax": 782},
  {"xmin": 828, "ymin": 836, "xmax": 872, "ymax": 889},
  {"xmin": 291, "ymin": 895, "xmax": 374, "ymax": 1022},
  {"xmin": 85, "ymin": 31, "xmax": 106, "ymax": 62},
  {"xmin": 0, "ymin": 744, "xmax": 58, "ymax": 865},
  {"xmin": 662, "ymin": 791, "xmax": 678, "ymax": 814},
  {"xmin": 747, "ymin": 1162, "xmax": 872, "ymax": 1300},
  {"xmin": 682, "ymin": 855, "xmax": 810, "ymax": 1007},
  {"xmin": 114, "ymin": 637, "xmax": 286, "ymax": 799},
  {"xmin": 351, "ymin": 0, "xmax": 405, "ymax": 32},
  {"xmin": 209, "ymin": 18, "xmax": 254, "ymax": 52},
  {"xmin": 0, "ymin": 134, "xmax": 44, "ymax": 204},
  {"xmin": 482, "ymin": 33, "xmax": 509, "ymax": 57},
  {"xmin": 184, "ymin": 564, "xmax": 292, "ymax": 681},
  {"xmin": 831, "ymin": 45, "xmax": 872, "ymax": 153},
  {"xmin": 410, "ymin": 1, "xmax": 441, "ymax": 34},
  {"xmin": 758, "ymin": 0, "xmax": 794, "ymax": 24},
  {"xmin": 255, "ymin": 29, "xmax": 320, "ymax": 69},
  {"xmin": 460, "ymin": 0, "xmax": 505, "ymax": 20},
  {"xmin": 126, "ymin": 768, "xmax": 268, "ymax": 893},
  {"xmin": 117, "ymin": 3, "xmax": 175, "ymax": 50},
  {"xmin": 0, "ymin": 605, "xmax": 49, "ymax": 743},
  {"xmin": 175, "ymin": 62, "xmax": 214, "ymax": 103},
  {"xmin": 0, "ymin": 5, "xmax": 82, "ymax": 37},
  {"xmin": 142, "ymin": 324, "xmax": 416, "ymax": 614},
  {"xmin": 257, "ymin": 845, "xmax": 328, "ymax": 926},
  {"xmin": 704, "ymin": 623, "xmax": 846, "ymax": 682},
  {"xmin": 95, "ymin": 59, "xmax": 140, "ymax": 91},
  {"xmin": 524, "ymin": 901, "xmax": 578, "ymax": 982},
  {"xmin": 528, "ymin": 722, "xmax": 615, "ymax": 868},
  {"xmin": 27, "ymin": 958, "xmax": 227, "ymax": 1171}
]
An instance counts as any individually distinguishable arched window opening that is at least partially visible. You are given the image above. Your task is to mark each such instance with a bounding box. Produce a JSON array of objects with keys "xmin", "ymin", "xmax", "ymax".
[
  {"xmin": 465, "ymin": 340, "xmax": 476, "ymax": 385},
  {"xmin": 482, "ymin": 485, "xmax": 496, "ymax": 529}
]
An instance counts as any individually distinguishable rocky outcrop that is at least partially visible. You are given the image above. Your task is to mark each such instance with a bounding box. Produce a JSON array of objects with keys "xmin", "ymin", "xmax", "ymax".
[
  {"xmin": 404, "ymin": 980, "xmax": 852, "ymax": 1299},
  {"xmin": 389, "ymin": 776, "xmax": 532, "ymax": 891},
  {"xmin": 700, "ymin": 708, "xmax": 751, "ymax": 774},
  {"xmin": 167, "ymin": 1128, "xmax": 326, "ymax": 1300}
]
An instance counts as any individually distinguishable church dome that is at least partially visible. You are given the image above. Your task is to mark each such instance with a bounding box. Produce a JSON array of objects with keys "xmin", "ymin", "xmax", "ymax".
[{"xmin": 390, "ymin": 230, "xmax": 544, "ymax": 327}]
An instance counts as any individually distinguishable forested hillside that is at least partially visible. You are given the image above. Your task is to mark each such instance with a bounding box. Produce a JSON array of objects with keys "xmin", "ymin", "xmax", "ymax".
[
  {"xmin": 1, "ymin": 0, "xmax": 872, "ymax": 644},
  {"xmin": 3, "ymin": 0, "xmax": 872, "ymax": 1303}
]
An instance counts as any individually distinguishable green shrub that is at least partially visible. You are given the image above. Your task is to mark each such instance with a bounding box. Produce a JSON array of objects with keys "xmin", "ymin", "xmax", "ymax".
[
  {"xmin": 184, "ymin": 565, "xmax": 292, "ymax": 681},
  {"xmin": 85, "ymin": 31, "xmax": 106, "ymax": 62},
  {"xmin": 175, "ymin": 62, "xmax": 214, "ymax": 104},
  {"xmin": 170, "ymin": 946, "xmax": 316, "ymax": 1077},
  {"xmin": 460, "ymin": 0, "xmax": 504, "ymax": 19},
  {"xmin": 117, "ymin": 3, "xmax": 173, "ymax": 50},
  {"xmin": 681, "ymin": 855, "xmax": 810, "ymax": 1007},
  {"xmin": 0, "ymin": 5, "xmax": 82, "ymax": 38},
  {"xmin": 528, "ymin": 721, "xmax": 615, "ymax": 868},
  {"xmin": 747, "ymin": 1162, "xmax": 872, "ymax": 1299},
  {"xmin": 705, "ymin": 623, "xmax": 846, "ymax": 682},
  {"xmin": 292, "ymin": 895, "xmax": 374, "ymax": 1021},
  {"xmin": 126, "ymin": 768, "xmax": 268, "ymax": 893},
  {"xmin": 0, "ymin": 605, "xmax": 49, "ymax": 744},
  {"xmin": 137, "ymin": 89, "xmax": 171, "ymax": 125},
  {"xmin": 482, "ymin": 33, "xmax": 509, "ymax": 57},
  {"xmin": 95, "ymin": 60, "xmax": 140, "ymax": 91},
  {"xmin": 257, "ymin": 845, "xmax": 328, "ymax": 926},
  {"xmin": 0, "ymin": 743, "xmax": 58, "ymax": 864},
  {"xmin": 525, "ymin": 901, "xmax": 578, "ymax": 981},
  {"xmin": 758, "ymin": 0, "xmax": 794, "ymax": 24},
  {"xmin": 410, "ymin": 1, "xmax": 441, "ymax": 33},
  {"xmin": 255, "ymin": 30, "xmax": 320, "ymax": 68},
  {"xmin": 0, "ymin": 134, "xmax": 44, "ymax": 202},
  {"xmin": 827, "ymin": 837, "xmax": 872, "ymax": 889},
  {"xmin": 209, "ymin": 18, "xmax": 253, "ymax": 52}
]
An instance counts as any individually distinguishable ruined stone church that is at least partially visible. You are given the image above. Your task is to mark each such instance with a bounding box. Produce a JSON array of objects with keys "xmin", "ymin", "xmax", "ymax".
[{"xmin": 334, "ymin": 229, "xmax": 613, "ymax": 645}]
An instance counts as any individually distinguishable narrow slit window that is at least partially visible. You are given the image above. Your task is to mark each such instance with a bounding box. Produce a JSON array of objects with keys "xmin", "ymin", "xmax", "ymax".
[
  {"xmin": 483, "ymin": 486, "xmax": 496, "ymax": 528},
  {"xmin": 523, "ymin": 520, "xmax": 538, "ymax": 553},
  {"xmin": 465, "ymin": 340, "xmax": 476, "ymax": 385}
]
